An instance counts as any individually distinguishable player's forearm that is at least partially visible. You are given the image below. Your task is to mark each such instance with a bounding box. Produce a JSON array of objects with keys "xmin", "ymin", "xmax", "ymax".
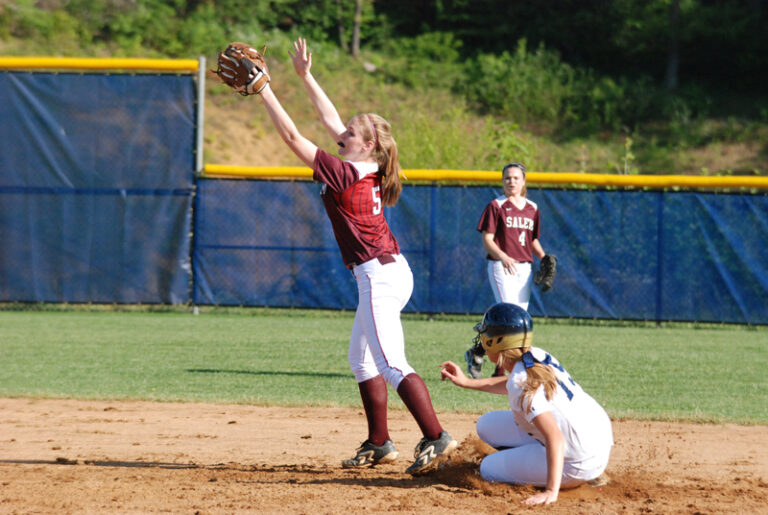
[
  {"xmin": 544, "ymin": 435, "xmax": 564, "ymax": 495},
  {"xmin": 301, "ymin": 72, "xmax": 345, "ymax": 135},
  {"xmin": 260, "ymin": 87, "xmax": 300, "ymax": 142},
  {"xmin": 259, "ymin": 86, "xmax": 316, "ymax": 166},
  {"xmin": 462, "ymin": 375, "xmax": 508, "ymax": 394},
  {"xmin": 482, "ymin": 234, "xmax": 509, "ymax": 262}
]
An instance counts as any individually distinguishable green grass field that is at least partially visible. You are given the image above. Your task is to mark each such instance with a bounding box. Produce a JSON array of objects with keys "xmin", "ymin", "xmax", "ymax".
[{"xmin": 1, "ymin": 308, "xmax": 766, "ymax": 424}]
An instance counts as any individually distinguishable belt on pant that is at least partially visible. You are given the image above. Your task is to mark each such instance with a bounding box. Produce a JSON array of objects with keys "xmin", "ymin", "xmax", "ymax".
[
  {"xmin": 376, "ymin": 254, "xmax": 396, "ymax": 265},
  {"xmin": 348, "ymin": 254, "xmax": 396, "ymax": 269}
]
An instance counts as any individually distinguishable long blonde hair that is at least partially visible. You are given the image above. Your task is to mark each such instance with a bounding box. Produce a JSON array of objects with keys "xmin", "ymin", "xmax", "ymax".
[
  {"xmin": 356, "ymin": 113, "xmax": 402, "ymax": 206},
  {"xmin": 492, "ymin": 346, "xmax": 557, "ymax": 414}
]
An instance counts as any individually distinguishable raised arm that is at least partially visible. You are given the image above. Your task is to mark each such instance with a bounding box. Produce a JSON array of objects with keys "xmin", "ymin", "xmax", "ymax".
[
  {"xmin": 289, "ymin": 37, "xmax": 346, "ymax": 142},
  {"xmin": 258, "ymin": 84, "xmax": 318, "ymax": 167},
  {"xmin": 440, "ymin": 361, "xmax": 508, "ymax": 394}
]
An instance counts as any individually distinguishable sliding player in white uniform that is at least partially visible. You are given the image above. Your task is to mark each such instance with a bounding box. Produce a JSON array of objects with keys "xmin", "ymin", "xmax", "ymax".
[{"xmin": 441, "ymin": 303, "xmax": 613, "ymax": 506}]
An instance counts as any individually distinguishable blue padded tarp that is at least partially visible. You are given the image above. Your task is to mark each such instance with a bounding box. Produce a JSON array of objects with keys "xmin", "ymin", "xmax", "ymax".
[
  {"xmin": 0, "ymin": 72, "xmax": 195, "ymax": 303},
  {"xmin": 193, "ymin": 179, "xmax": 768, "ymax": 324},
  {"xmin": 2, "ymin": 68, "xmax": 765, "ymax": 321}
]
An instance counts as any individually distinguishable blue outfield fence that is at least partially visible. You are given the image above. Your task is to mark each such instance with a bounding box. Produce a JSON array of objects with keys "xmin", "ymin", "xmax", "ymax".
[
  {"xmin": 193, "ymin": 179, "xmax": 768, "ymax": 325},
  {"xmin": 0, "ymin": 72, "xmax": 196, "ymax": 303},
  {"xmin": 1, "ymin": 69, "xmax": 767, "ymax": 323}
]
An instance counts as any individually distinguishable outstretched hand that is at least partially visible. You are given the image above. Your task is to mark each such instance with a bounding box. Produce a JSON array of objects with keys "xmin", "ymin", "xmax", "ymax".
[
  {"xmin": 440, "ymin": 361, "xmax": 470, "ymax": 387},
  {"xmin": 522, "ymin": 489, "xmax": 558, "ymax": 505},
  {"xmin": 289, "ymin": 37, "xmax": 312, "ymax": 77}
]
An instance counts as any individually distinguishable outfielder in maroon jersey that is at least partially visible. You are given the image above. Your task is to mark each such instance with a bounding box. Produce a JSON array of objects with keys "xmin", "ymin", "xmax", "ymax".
[
  {"xmin": 465, "ymin": 163, "xmax": 551, "ymax": 378},
  {"xmin": 252, "ymin": 37, "xmax": 455, "ymax": 474}
]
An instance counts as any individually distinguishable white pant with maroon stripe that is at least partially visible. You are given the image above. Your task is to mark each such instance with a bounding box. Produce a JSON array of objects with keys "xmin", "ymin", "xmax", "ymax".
[
  {"xmin": 487, "ymin": 260, "xmax": 533, "ymax": 310},
  {"xmin": 349, "ymin": 253, "xmax": 415, "ymax": 389}
]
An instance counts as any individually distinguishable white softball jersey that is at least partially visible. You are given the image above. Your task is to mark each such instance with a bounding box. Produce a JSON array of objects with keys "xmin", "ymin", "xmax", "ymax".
[{"xmin": 477, "ymin": 347, "xmax": 613, "ymax": 487}]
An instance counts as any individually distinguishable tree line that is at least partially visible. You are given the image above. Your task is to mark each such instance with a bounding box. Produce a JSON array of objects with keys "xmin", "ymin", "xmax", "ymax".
[
  {"xmin": 2, "ymin": 0, "xmax": 765, "ymax": 135},
  {"xmin": 2, "ymin": 1, "xmax": 764, "ymax": 92},
  {"xmin": 374, "ymin": 0, "xmax": 767, "ymax": 94}
]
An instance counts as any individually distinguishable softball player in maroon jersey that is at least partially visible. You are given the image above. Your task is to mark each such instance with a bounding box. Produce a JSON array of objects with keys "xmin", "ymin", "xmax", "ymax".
[
  {"xmin": 253, "ymin": 37, "xmax": 455, "ymax": 474},
  {"xmin": 465, "ymin": 163, "xmax": 549, "ymax": 378}
]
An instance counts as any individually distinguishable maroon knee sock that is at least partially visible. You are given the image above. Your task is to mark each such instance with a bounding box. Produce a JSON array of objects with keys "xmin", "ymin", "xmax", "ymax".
[
  {"xmin": 358, "ymin": 376, "xmax": 390, "ymax": 446},
  {"xmin": 396, "ymin": 373, "xmax": 443, "ymax": 441}
]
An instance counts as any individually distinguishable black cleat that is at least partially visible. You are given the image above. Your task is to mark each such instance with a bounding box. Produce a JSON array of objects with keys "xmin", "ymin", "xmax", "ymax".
[
  {"xmin": 341, "ymin": 439, "xmax": 399, "ymax": 468},
  {"xmin": 405, "ymin": 431, "xmax": 458, "ymax": 475}
]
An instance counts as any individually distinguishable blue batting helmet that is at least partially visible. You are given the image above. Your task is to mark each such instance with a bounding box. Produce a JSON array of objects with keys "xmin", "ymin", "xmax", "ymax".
[{"xmin": 474, "ymin": 303, "xmax": 533, "ymax": 354}]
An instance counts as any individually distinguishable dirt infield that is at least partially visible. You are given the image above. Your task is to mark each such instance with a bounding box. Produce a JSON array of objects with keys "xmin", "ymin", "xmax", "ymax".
[{"xmin": 1, "ymin": 398, "xmax": 766, "ymax": 514}]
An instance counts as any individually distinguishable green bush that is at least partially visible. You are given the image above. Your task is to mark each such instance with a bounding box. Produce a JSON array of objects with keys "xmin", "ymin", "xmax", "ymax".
[
  {"xmin": 106, "ymin": 1, "xmax": 181, "ymax": 56},
  {"xmin": 174, "ymin": 4, "xmax": 230, "ymax": 57},
  {"xmin": 566, "ymin": 74, "xmax": 715, "ymax": 136},
  {"xmin": 566, "ymin": 73, "xmax": 630, "ymax": 133},
  {"xmin": 383, "ymin": 31, "xmax": 462, "ymax": 63},
  {"xmin": 457, "ymin": 36, "xmax": 717, "ymax": 137},
  {"xmin": 378, "ymin": 32, "xmax": 464, "ymax": 89},
  {"xmin": 461, "ymin": 39, "xmax": 577, "ymax": 127},
  {"xmin": 0, "ymin": 0, "xmax": 83, "ymax": 51},
  {"xmin": 483, "ymin": 121, "xmax": 534, "ymax": 169}
]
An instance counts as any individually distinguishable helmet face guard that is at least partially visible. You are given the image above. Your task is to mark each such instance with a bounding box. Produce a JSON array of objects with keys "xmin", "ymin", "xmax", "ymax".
[
  {"xmin": 470, "ymin": 323, "xmax": 487, "ymax": 357},
  {"xmin": 473, "ymin": 303, "xmax": 533, "ymax": 355}
]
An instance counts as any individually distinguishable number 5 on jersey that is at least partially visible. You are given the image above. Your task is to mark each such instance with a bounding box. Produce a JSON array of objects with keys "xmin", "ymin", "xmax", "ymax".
[{"xmin": 372, "ymin": 186, "xmax": 382, "ymax": 215}]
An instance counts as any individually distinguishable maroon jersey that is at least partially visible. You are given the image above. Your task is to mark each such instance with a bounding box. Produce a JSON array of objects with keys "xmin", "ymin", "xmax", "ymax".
[
  {"xmin": 313, "ymin": 149, "xmax": 400, "ymax": 267},
  {"xmin": 477, "ymin": 196, "xmax": 540, "ymax": 263}
]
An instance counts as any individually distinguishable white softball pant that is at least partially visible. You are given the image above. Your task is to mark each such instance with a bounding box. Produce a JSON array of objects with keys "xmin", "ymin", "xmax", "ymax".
[
  {"xmin": 348, "ymin": 254, "xmax": 415, "ymax": 390},
  {"xmin": 476, "ymin": 411, "xmax": 610, "ymax": 487},
  {"xmin": 487, "ymin": 260, "xmax": 533, "ymax": 309}
]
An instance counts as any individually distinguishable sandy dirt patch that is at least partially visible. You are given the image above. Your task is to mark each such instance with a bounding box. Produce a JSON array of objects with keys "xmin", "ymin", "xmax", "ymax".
[{"xmin": 1, "ymin": 398, "xmax": 766, "ymax": 514}]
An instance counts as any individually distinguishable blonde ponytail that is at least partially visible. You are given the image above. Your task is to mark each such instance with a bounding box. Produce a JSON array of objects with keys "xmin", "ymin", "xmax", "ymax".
[
  {"xmin": 493, "ymin": 347, "xmax": 558, "ymax": 414},
  {"xmin": 359, "ymin": 113, "xmax": 402, "ymax": 206}
]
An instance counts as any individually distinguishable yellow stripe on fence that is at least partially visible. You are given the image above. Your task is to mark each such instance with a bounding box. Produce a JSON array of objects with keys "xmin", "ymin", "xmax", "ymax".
[
  {"xmin": 203, "ymin": 164, "xmax": 768, "ymax": 189},
  {"xmin": 529, "ymin": 172, "xmax": 768, "ymax": 189},
  {"xmin": 0, "ymin": 57, "xmax": 199, "ymax": 72},
  {"xmin": 204, "ymin": 165, "xmax": 314, "ymax": 179}
]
